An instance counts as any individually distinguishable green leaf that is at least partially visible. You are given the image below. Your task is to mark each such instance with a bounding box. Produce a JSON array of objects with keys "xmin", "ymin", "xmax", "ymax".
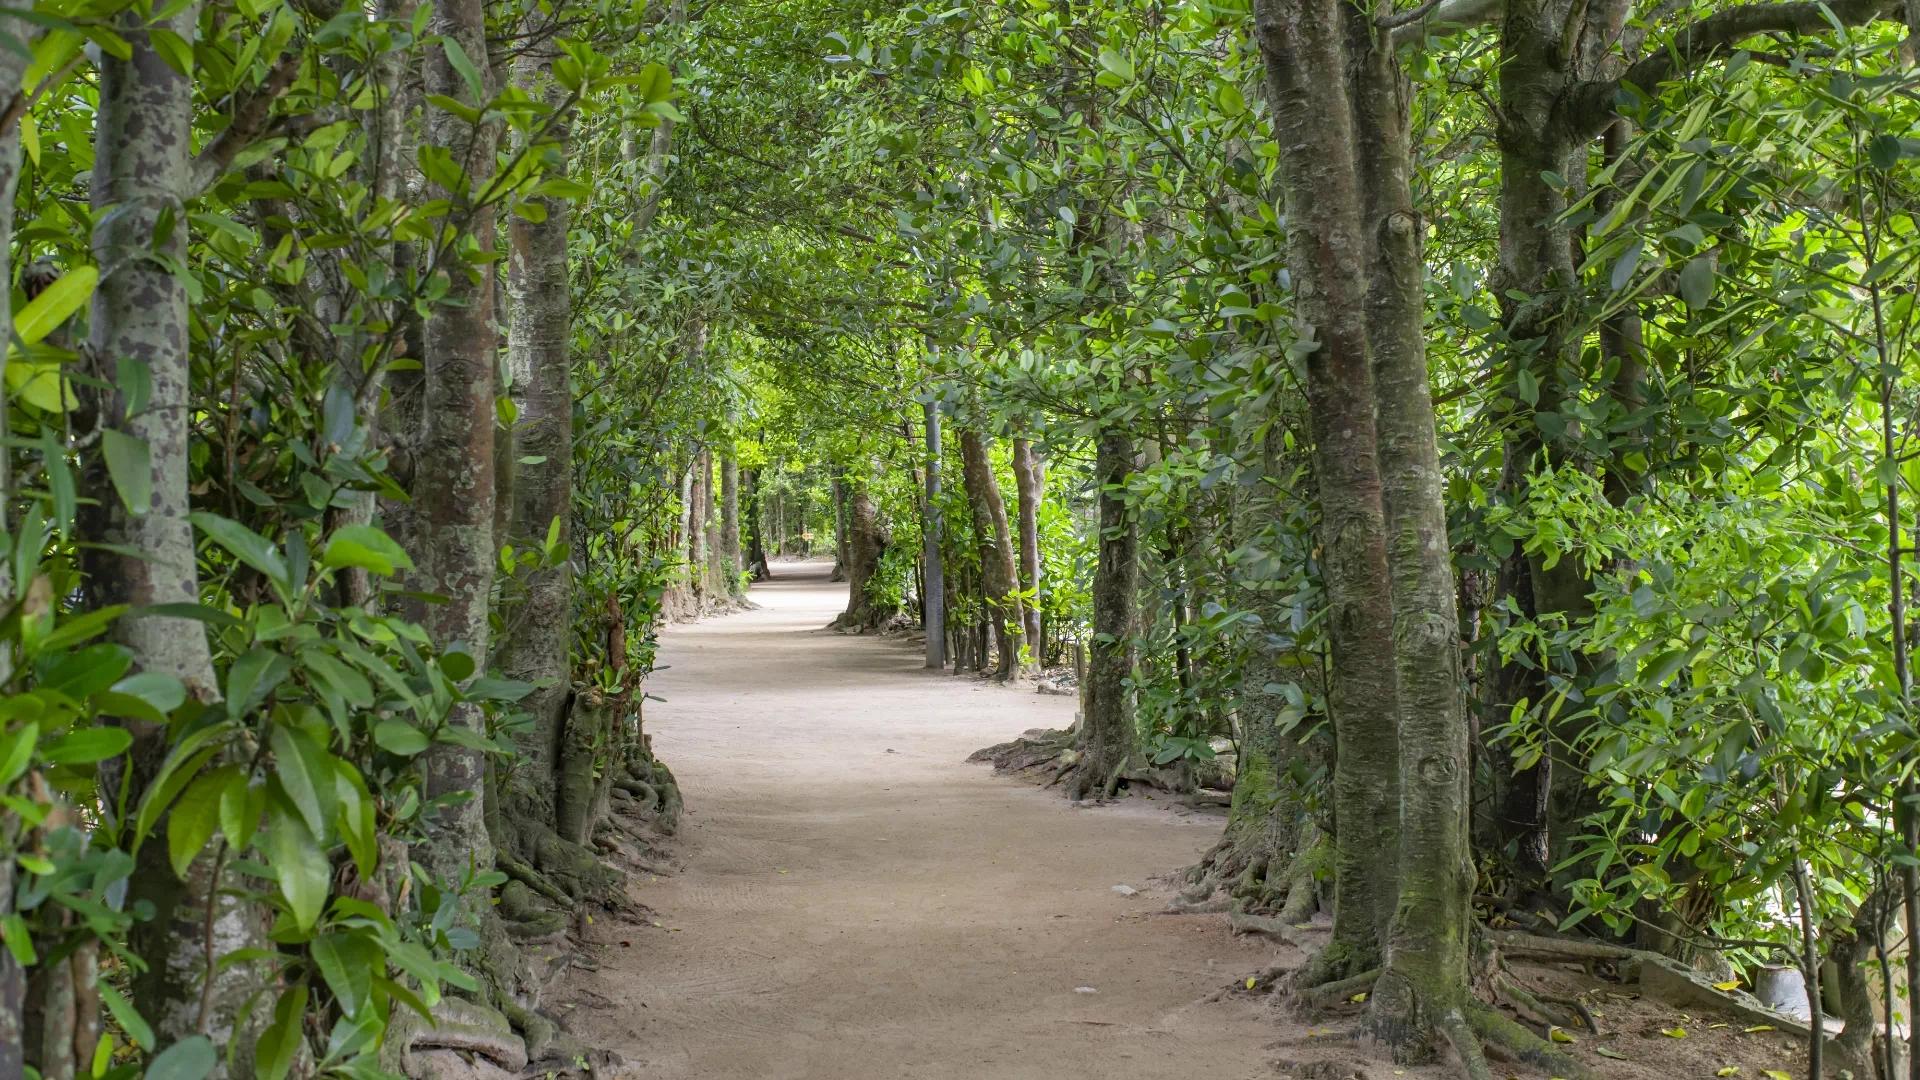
[
  {"xmin": 264, "ymin": 796, "xmax": 330, "ymax": 930},
  {"xmin": 255, "ymin": 984, "xmax": 309, "ymax": 1080},
  {"xmin": 145, "ymin": 1036, "xmax": 216, "ymax": 1080},
  {"xmin": 439, "ymin": 647, "xmax": 475, "ymax": 682},
  {"xmin": 170, "ymin": 766, "xmax": 238, "ymax": 879},
  {"xmin": 1679, "ymin": 256, "xmax": 1716, "ymax": 310},
  {"xmin": 1610, "ymin": 239, "xmax": 1643, "ymax": 291},
  {"xmin": 112, "ymin": 671, "xmax": 187, "ymax": 716},
  {"xmin": 189, "ymin": 512, "xmax": 289, "ymax": 586},
  {"xmin": 98, "ymin": 983, "xmax": 154, "ymax": 1051},
  {"xmin": 13, "ymin": 265, "xmax": 96, "ymax": 346},
  {"xmin": 220, "ymin": 773, "xmax": 266, "ymax": 854},
  {"xmin": 373, "ymin": 718, "xmax": 430, "ymax": 756},
  {"xmin": 1, "ymin": 912, "xmax": 36, "ymax": 965},
  {"xmin": 311, "ymin": 933, "xmax": 376, "ymax": 1019},
  {"xmin": 39, "ymin": 725, "xmax": 132, "ymax": 765},
  {"xmin": 334, "ymin": 759, "xmax": 377, "ymax": 877},
  {"xmin": 227, "ymin": 648, "xmax": 292, "ymax": 720},
  {"xmin": 1870, "ymin": 133, "xmax": 1902, "ymax": 170},
  {"xmin": 439, "ymin": 36, "xmax": 485, "ymax": 102},
  {"xmin": 320, "ymin": 524, "xmax": 414, "ymax": 576},
  {"xmin": 269, "ymin": 726, "xmax": 336, "ymax": 838},
  {"xmin": 101, "ymin": 429, "xmax": 151, "ymax": 516},
  {"xmin": 0, "ymin": 721, "xmax": 38, "ymax": 785}
]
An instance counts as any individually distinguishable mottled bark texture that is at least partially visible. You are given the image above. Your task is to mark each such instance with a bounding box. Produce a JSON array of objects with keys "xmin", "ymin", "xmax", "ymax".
[
  {"xmin": 958, "ymin": 430, "xmax": 1023, "ymax": 683},
  {"xmin": 721, "ymin": 447, "xmax": 742, "ymax": 591},
  {"xmin": 501, "ymin": 33, "xmax": 573, "ymax": 793},
  {"xmin": 702, "ymin": 448, "xmax": 726, "ymax": 597},
  {"xmin": 829, "ymin": 477, "xmax": 848, "ymax": 582},
  {"xmin": 1011, "ymin": 437, "xmax": 1044, "ymax": 652},
  {"xmin": 83, "ymin": 9, "xmax": 272, "ymax": 1074},
  {"xmin": 832, "ymin": 484, "xmax": 894, "ymax": 631},
  {"xmin": 1254, "ymin": 0, "xmax": 1400, "ymax": 977},
  {"xmin": 1073, "ymin": 429, "xmax": 1139, "ymax": 800},
  {"xmin": 688, "ymin": 452, "xmax": 709, "ymax": 598},
  {"xmin": 744, "ymin": 469, "xmax": 770, "ymax": 580},
  {"xmin": 922, "ymin": 399, "xmax": 946, "ymax": 669},
  {"xmin": 417, "ymin": 0, "xmax": 500, "ymax": 881},
  {"xmin": 1352, "ymin": 4, "xmax": 1474, "ymax": 1045}
]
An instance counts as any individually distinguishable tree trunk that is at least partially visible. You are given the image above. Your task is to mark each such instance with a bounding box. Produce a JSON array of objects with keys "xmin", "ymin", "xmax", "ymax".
[
  {"xmin": 1253, "ymin": 0, "xmax": 1401, "ymax": 976},
  {"xmin": 833, "ymin": 484, "xmax": 893, "ymax": 631},
  {"xmin": 922, "ymin": 399, "xmax": 946, "ymax": 669},
  {"xmin": 703, "ymin": 448, "xmax": 725, "ymax": 597},
  {"xmin": 500, "ymin": 32, "xmax": 573, "ymax": 792},
  {"xmin": 1074, "ymin": 428, "xmax": 1139, "ymax": 799},
  {"xmin": 959, "ymin": 430, "xmax": 1023, "ymax": 683},
  {"xmin": 84, "ymin": 9, "xmax": 275, "ymax": 1072},
  {"xmin": 744, "ymin": 469, "xmax": 770, "ymax": 580},
  {"xmin": 695, "ymin": 445, "xmax": 718, "ymax": 595},
  {"xmin": 417, "ymin": 0, "xmax": 500, "ymax": 882},
  {"xmin": 1351, "ymin": 9, "xmax": 1474, "ymax": 1042},
  {"xmin": 1012, "ymin": 437, "xmax": 1044, "ymax": 654},
  {"xmin": 721, "ymin": 447, "xmax": 741, "ymax": 592}
]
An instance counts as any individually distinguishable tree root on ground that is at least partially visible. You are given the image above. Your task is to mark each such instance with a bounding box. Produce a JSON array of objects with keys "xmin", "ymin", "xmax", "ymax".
[
  {"xmin": 1438, "ymin": 1007, "xmax": 1494, "ymax": 1080},
  {"xmin": 1492, "ymin": 973, "xmax": 1599, "ymax": 1035},
  {"xmin": 1291, "ymin": 967, "xmax": 1380, "ymax": 1012},
  {"xmin": 1464, "ymin": 1000, "xmax": 1599, "ymax": 1080}
]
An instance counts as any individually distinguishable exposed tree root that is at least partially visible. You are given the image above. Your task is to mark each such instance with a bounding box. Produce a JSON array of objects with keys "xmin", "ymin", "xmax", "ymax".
[
  {"xmin": 1226, "ymin": 899, "xmax": 1309, "ymax": 947},
  {"xmin": 1439, "ymin": 1007, "xmax": 1494, "ymax": 1080},
  {"xmin": 1464, "ymin": 1000, "xmax": 1598, "ymax": 1080},
  {"xmin": 1484, "ymin": 930, "xmax": 1635, "ymax": 963},
  {"xmin": 1292, "ymin": 967, "xmax": 1380, "ymax": 1012},
  {"xmin": 1491, "ymin": 973, "xmax": 1586, "ymax": 1033}
]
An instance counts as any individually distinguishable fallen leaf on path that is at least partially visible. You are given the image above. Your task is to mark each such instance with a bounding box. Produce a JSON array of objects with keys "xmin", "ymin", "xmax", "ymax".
[
  {"xmin": 1549, "ymin": 1028, "xmax": 1576, "ymax": 1043},
  {"xmin": 1351, "ymin": 992, "xmax": 1368, "ymax": 1003},
  {"xmin": 1596, "ymin": 1049, "xmax": 1630, "ymax": 1060},
  {"xmin": 1075, "ymin": 986, "xmax": 1098, "ymax": 994},
  {"xmin": 620, "ymin": 941, "xmax": 631, "ymax": 948},
  {"xmin": 1662, "ymin": 1027, "xmax": 1689, "ymax": 1038},
  {"xmin": 1246, "ymin": 977, "xmax": 1257, "ymax": 989},
  {"xmin": 1744, "ymin": 1025, "xmax": 1774, "ymax": 1033},
  {"xmin": 1764, "ymin": 1071, "xmax": 1792, "ymax": 1080},
  {"xmin": 1709, "ymin": 1024, "xmax": 1728, "ymax": 1030},
  {"xmin": 1714, "ymin": 981, "xmax": 1743, "ymax": 991},
  {"xmin": 1717, "ymin": 1067, "xmax": 1740, "ymax": 1076}
]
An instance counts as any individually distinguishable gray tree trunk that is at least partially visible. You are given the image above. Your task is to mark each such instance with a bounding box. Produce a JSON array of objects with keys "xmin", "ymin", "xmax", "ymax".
[
  {"xmin": 922, "ymin": 399, "xmax": 946, "ymax": 669},
  {"xmin": 959, "ymin": 430, "xmax": 1023, "ymax": 683},
  {"xmin": 501, "ymin": 32, "xmax": 573, "ymax": 791},
  {"xmin": 84, "ymin": 7, "xmax": 274, "ymax": 1072},
  {"xmin": 417, "ymin": 0, "xmax": 500, "ymax": 881},
  {"xmin": 1073, "ymin": 428, "xmax": 1138, "ymax": 799},
  {"xmin": 1012, "ymin": 437, "xmax": 1044, "ymax": 654}
]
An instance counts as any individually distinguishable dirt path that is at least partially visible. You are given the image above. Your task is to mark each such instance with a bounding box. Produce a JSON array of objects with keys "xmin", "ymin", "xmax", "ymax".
[{"xmin": 556, "ymin": 558, "xmax": 1282, "ymax": 1079}]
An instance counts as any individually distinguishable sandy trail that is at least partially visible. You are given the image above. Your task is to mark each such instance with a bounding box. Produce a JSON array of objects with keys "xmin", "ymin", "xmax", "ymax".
[{"xmin": 557, "ymin": 559, "xmax": 1280, "ymax": 1079}]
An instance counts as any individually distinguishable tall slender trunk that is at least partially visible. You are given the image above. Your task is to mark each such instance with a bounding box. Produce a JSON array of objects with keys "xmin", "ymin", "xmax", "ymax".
[
  {"xmin": 500, "ymin": 30, "xmax": 573, "ymax": 790},
  {"xmin": 959, "ymin": 430, "xmax": 1023, "ymax": 683},
  {"xmin": 1351, "ymin": 9, "xmax": 1473, "ymax": 1039},
  {"xmin": 1074, "ymin": 428, "xmax": 1138, "ymax": 798},
  {"xmin": 721, "ymin": 448, "xmax": 741, "ymax": 591},
  {"xmin": 744, "ymin": 469, "xmax": 769, "ymax": 579},
  {"xmin": 1253, "ymin": 0, "xmax": 1400, "ymax": 974},
  {"xmin": 417, "ymin": 0, "xmax": 500, "ymax": 880},
  {"xmin": 1012, "ymin": 437, "xmax": 1044, "ymax": 653},
  {"xmin": 688, "ymin": 453, "xmax": 708, "ymax": 597},
  {"xmin": 83, "ymin": 6, "xmax": 275, "ymax": 1071},
  {"xmin": 922, "ymin": 399, "xmax": 946, "ymax": 669},
  {"xmin": 702, "ymin": 448, "xmax": 723, "ymax": 596},
  {"xmin": 830, "ymin": 476, "xmax": 849, "ymax": 580}
]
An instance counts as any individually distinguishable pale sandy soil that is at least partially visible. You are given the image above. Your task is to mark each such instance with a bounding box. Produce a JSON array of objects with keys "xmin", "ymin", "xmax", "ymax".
[{"xmin": 549, "ymin": 558, "xmax": 1288, "ymax": 1080}]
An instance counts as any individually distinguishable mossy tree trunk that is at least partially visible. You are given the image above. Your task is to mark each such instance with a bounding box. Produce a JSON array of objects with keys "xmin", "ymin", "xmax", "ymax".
[
  {"xmin": 922, "ymin": 398, "xmax": 946, "ymax": 668},
  {"xmin": 1253, "ymin": 0, "xmax": 1402, "ymax": 979},
  {"xmin": 833, "ymin": 483, "xmax": 894, "ymax": 630},
  {"xmin": 959, "ymin": 430, "xmax": 1023, "ymax": 683},
  {"xmin": 1012, "ymin": 437, "xmax": 1044, "ymax": 653},
  {"xmin": 1073, "ymin": 428, "xmax": 1139, "ymax": 799}
]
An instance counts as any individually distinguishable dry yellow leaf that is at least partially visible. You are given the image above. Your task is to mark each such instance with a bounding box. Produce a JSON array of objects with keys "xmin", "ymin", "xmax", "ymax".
[
  {"xmin": 1745, "ymin": 1025, "xmax": 1775, "ymax": 1033},
  {"xmin": 1717, "ymin": 1068, "xmax": 1740, "ymax": 1077},
  {"xmin": 1351, "ymin": 992, "xmax": 1368, "ymax": 1003},
  {"xmin": 1246, "ymin": 977, "xmax": 1257, "ymax": 989},
  {"xmin": 1596, "ymin": 1048, "xmax": 1630, "ymax": 1060},
  {"xmin": 1713, "ymin": 980, "xmax": 1742, "ymax": 991},
  {"xmin": 1763, "ymin": 1071, "xmax": 1792, "ymax": 1080},
  {"xmin": 1549, "ymin": 1028, "xmax": 1576, "ymax": 1044},
  {"xmin": 1663, "ymin": 1027, "xmax": 1689, "ymax": 1038}
]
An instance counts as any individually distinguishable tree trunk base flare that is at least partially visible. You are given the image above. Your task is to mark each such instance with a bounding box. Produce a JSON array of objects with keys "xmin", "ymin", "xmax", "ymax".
[{"xmin": 966, "ymin": 727, "xmax": 1225, "ymax": 803}]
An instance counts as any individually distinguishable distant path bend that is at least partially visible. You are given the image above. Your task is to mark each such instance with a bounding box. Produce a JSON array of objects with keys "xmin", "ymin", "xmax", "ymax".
[{"xmin": 559, "ymin": 558, "xmax": 1276, "ymax": 1080}]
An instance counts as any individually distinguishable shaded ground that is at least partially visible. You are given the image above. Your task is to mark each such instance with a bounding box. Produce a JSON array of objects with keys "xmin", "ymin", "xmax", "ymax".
[{"xmin": 549, "ymin": 559, "xmax": 1283, "ymax": 1079}]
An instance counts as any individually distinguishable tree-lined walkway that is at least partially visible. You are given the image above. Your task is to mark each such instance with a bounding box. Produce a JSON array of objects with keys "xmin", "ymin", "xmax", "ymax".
[{"xmin": 556, "ymin": 559, "xmax": 1274, "ymax": 1078}]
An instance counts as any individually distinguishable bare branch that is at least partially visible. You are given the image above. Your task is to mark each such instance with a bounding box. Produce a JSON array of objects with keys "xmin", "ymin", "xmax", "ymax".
[
  {"xmin": 1388, "ymin": 0, "xmax": 1502, "ymax": 46},
  {"xmin": 189, "ymin": 51, "xmax": 304, "ymax": 197}
]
